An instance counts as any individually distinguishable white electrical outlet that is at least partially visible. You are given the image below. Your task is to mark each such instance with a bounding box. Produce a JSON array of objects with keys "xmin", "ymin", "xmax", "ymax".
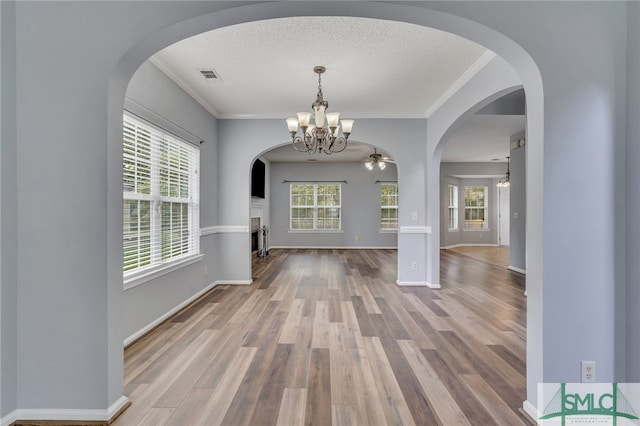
[
  {"xmin": 411, "ymin": 261, "xmax": 418, "ymax": 270},
  {"xmin": 581, "ymin": 360, "xmax": 595, "ymax": 383}
]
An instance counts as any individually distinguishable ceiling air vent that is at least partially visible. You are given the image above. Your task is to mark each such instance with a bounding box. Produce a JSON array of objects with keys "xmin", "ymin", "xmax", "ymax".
[{"xmin": 200, "ymin": 69, "xmax": 219, "ymax": 79}]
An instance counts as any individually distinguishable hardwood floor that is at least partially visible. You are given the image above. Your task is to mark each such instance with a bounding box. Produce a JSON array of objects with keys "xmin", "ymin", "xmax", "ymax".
[
  {"xmin": 114, "ymin": 249, "xmax": 529, "ymax": 426},
  {"xmin": 445, "ymin": 246, "xmax": 510, "ymax": 268}
]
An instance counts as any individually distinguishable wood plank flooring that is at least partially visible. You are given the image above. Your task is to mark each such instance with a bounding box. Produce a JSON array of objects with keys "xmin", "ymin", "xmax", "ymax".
[
  {"xmin": 445, "ymin": 246, "xmax": 510, "ymax": 268},
  {"xmin": 115, "ymin": 249, "xmax": 528, "ymax": 426}
]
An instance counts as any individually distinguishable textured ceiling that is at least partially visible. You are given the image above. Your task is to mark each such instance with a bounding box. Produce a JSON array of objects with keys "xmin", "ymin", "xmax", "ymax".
[
  {"xmin": 150, "ymin": 16, "xmax": 523, "ymax": 163},
  {"xmin": 151, "ymin": 16, "xmax": 488, "ymax": 119}
]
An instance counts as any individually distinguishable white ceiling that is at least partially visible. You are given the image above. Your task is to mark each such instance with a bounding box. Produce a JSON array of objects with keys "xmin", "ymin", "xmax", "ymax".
[
  {"xmin": 441, "ymin": 115, "xmax": 526, "ymax": 163},
  {"xmin": 150, "ymin": 16, "xmax": 523, "ymax": 163}
]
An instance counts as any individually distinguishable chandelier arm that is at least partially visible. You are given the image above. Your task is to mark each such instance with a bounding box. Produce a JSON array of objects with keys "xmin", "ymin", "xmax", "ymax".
[
  {"xmin": 328, "ymin": 137, "xmax": 347, "ymax": 153},
  {"xmin": 292, "ymin": 135, "xmax": 314, "ymax": 153}
]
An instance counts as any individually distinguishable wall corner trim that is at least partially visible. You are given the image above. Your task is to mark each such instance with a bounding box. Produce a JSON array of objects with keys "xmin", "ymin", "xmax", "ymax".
[
  {"xmin": 399, "ymin": 226, "xmax": 432, "ymax": 234},
  {"xmin": 1, "ymin": 411, "xmax": 18, "ymax": 426},
  {"xmin": 522, "ymin": 400, "xmax": 537, "ymax": 423},
  {"xmin": 508, "ymin": 266, "xmax": 526, "ymax": 274}
]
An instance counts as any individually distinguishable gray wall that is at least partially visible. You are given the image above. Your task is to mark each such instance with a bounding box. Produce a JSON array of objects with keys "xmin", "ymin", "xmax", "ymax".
[
  {"xmin": 440, "ymin": 162, "xmax": 504, "ymax": 247},
  {"xmin": 509, "ymin": 133, "xmax": 526, "ymax": 272},
  {"xmin": 0, "ymin": 0, "xmax": 638, "ymax": 419},
  {"xmin": 626, "ymin": 0, "xmax": 640, "ymax": 382},
  {"xmin": 123, "ymin": 61, "xmax": 219, "ymax": 340},
  {"xmin": 217, "ymin": 117, "xmax": 429, "ymax": 286},
  {"xmin": 1, "ymin": 0, "xmax": 18, "ymax": 416},
  {"xmin": 269, "ymin": 162, "xmax": 398, "ymax": 248}
]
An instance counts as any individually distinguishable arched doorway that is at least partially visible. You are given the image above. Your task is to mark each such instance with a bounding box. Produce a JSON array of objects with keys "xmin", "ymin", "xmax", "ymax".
[{"xmin": 109, "ymin": 1, "xmax": 543, "ymax": 416}]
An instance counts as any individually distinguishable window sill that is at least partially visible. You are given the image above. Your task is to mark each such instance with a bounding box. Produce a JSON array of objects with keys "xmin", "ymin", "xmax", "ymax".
[
  {"xmin": 448, "ymin": 228, "xmax": 459, "ymax": 232},
  {"xmin": 379, "ymin": 229, "xmax": 398, "ymax": 234},
  {"xmin": 124, "ymin": 253, "xmax": 204, "ymax": 290},
  {"xmin": 463, "ymin": 228, "xmax": 491, "ymax": 232},
  {"xmin": 288, "ymin": 230, "xmax": 343, "ymax": 234}
]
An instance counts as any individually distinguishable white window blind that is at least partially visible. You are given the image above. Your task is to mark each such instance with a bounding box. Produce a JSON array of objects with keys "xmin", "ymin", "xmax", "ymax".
[{"xmin": 123, "ymin": 113, "xmax": 200, "ymax": 276}]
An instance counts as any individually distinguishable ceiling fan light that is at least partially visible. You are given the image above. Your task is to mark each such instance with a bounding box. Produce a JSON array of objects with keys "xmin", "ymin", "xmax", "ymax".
[
  {"xmin": 365, "ymin": 161, "xmax": 374, "ymax": 171},
  {"xmin": 378, "ymin": 161, "xmax": 386, "ymax": 170}
]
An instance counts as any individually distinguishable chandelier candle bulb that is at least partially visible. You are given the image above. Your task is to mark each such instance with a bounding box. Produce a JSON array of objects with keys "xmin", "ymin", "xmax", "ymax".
[
  {"xmin": 326, "ymin": 112, "xmax": 340, "ymax": 128},
  {"xmin": 286, "ymin": 117, "xmax": 299, "ymax": 133},
  {"xmin": 297, "ymin": 112, "xmax": 311, "ymax": 128},
  {"xmin": 341, "ymin": 119, "xmax": 354, "ymax": 134}
]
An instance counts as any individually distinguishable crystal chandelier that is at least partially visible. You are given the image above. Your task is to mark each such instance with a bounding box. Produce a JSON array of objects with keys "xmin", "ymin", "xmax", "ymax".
[
  {"xmin": 286, "ymin": 66, "xmax": 354, "ymax": 155},
  {"xmin": 496, "ymin": 156, "xmax": 511, "ymax": 188}
]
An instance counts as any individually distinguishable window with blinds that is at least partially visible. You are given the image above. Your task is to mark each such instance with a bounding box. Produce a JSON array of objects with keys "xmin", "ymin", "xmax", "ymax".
[
  {"xmin": 290, "ymin": 183, "xmax": 341, "ymax": 231},
  {"xmin": 448, "ymin": 184, "xmax": 459, "ymax": 230},
  {"xmin": 380, "ymin": 183, "xmax": 398, "ymax": 230},
  {"xmin": 123, "ymin": 113, "xmax": 200, "ymax": 277}
]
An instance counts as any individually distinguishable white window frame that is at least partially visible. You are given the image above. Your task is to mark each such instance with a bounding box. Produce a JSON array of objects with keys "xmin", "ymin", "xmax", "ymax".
[
  {"xmin": 380, "ymin": 183, "xmax": 399, "ymax": 231},
  {"xmin": 448, "ymin": 184, "xmax": 459, "ymax": 231},
  {"xmin": 289, "ymin": 183, "xmax": 342, "ymax": 231},
  {"xmin": 464, "ymin": 185, "xmax": 489, "ymax": 230},
  {"xmin": 123, "ymin": 112, "xmax": 201, "ymax": 288}
]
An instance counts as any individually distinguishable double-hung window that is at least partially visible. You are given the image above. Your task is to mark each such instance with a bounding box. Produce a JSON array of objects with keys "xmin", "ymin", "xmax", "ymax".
[
  {"xmin": 290, "ymin": 183, "xmax": 341, "ymax": 230},
  {"xmin": 448, "ymin": 184, "xmax": 458, "ymax": 230},
  {"xmin": 464, "ymin": 186, "xmax": 488, "ymax": 229},
  {"xmin": 380, "ymin": 183, "xmax": 398, "ymax": 230},
  {"xmin": 123, "ymin": 113, "xmax": 200, "ymax": 278}
]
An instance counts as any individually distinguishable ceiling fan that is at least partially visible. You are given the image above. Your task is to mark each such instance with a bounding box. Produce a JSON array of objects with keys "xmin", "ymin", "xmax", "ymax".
[{"xmin": 364, "ymin": 148, "xmax": 394, "ymax": 170}]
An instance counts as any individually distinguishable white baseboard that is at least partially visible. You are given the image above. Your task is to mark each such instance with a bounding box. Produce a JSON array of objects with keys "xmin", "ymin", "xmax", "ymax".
[
  {"xmin": 508, "ymin": 265, "xmax": 526, "ymax": 274},
  {"xmin": 522, "ymin": 400, "xmax": 537, "ymax": 423},
  {"xmin": 1, "ymin": 396, "xmax": 129, "ymax": 424},
  {"xmin": 216, "ymin": 280, "xmax": 252, "ymax": 285},
  {"xmin": 269, "ymin": 246, "xmax": 397, "ymax": 250},
  {"xmin": 396, "ymin": 280, "xmax": 441, "ymax": 289},
  {"xmin": 441, "ymin": 243, "xmax": 499, "ymax": 249}
]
